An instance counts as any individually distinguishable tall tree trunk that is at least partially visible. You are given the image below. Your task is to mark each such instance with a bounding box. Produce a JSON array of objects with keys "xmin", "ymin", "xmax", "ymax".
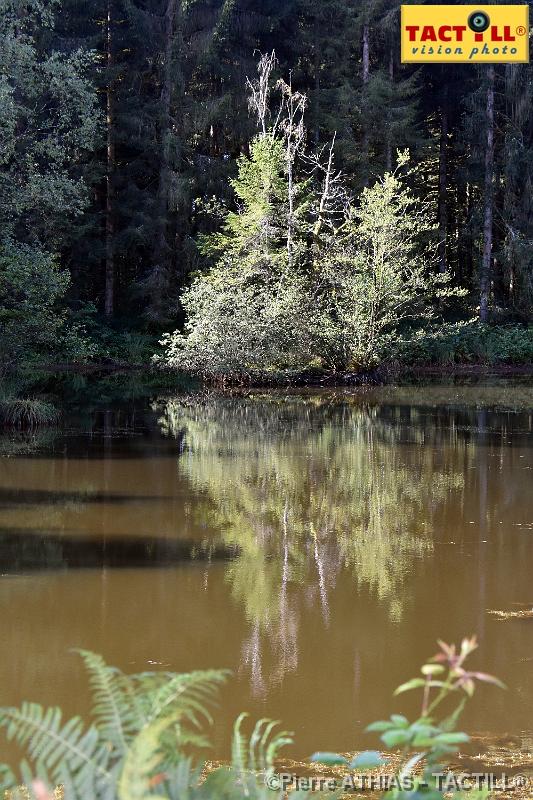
[
  {"xmin": 313, "ymin": 11, "xmax": 320, "ymax": 145},
  {"xmin": 438, "ymin": 91, "xmax": 448, "ymax": 274},
  {"xmin": 105, "ymin": 0, "xmax": 115, "ymax": 319},
  {"xmin": 151, "ymin": 0, "xmax": 178, "ymax": 320},
  {"xmin": 480, "ymin": 66, "xmax": 495, "ymax": 322},
  {"xmin": 455, "ymin": 179, "xmax": 467, "ymax": 283},
  {"xmin": 362, "ymin": 24, "xmax": 370, "ymax": 184},
  {"xmin": 465, "ymin": 182, "xmax": 474, "ymax": 284},
  {"xmin": 362, "ymin": 24, "xmax": 370, "ymax": 84},
  {"xmin": 386, "ymin": 44, "xmax": 394, "ymax": 172}
]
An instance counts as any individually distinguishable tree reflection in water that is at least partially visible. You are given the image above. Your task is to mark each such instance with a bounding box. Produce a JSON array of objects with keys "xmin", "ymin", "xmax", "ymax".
[{"xmin": 156, "ymin": 393, "xmax": 467, "ymax": 696}]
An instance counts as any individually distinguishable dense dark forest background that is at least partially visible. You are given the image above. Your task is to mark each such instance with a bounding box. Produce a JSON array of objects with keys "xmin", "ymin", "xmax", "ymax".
[{"xmin": 2, "ymin": 0, "xmax": 533, "ymax": 378}]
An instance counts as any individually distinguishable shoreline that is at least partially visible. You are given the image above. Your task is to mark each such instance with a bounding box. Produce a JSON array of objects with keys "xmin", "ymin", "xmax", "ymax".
[{"xmin": 32, "ymin": 361, "xmax": 533, "ymax": 385}]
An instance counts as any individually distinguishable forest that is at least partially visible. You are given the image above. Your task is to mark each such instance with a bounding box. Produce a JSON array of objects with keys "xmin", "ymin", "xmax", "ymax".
[
  {"xmin": 1, "ymin": 2, "xmax": 533, "ymax": 792},
  {"xmin": 2, "ymin": 0, "xmax": 533, "ymax": 384}
]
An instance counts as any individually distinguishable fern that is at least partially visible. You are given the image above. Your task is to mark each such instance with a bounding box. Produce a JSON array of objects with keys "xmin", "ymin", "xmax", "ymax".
[
  {"xmin": 144, "ymin": 669, "xmax": 229, "ymax": 725},
  {"xmin": 77, "ymin": 649, "xmax": 138, "ymax": 754},
  {"xmin": 231, "ymin": 713, "xmax": 294, "ymax": 796},
  {"xmin": 0, "ymin": 703, "xmax": 113, "ymax": 797},
  {"xmin": 118, "ymin": 710, "xmax": 188, "ymax": 800},
  {"xmin": 232, "ymin": 712, "xmax": 249, "ymax": 780},
  {"xmin": 116, "ymin": 670, "xmax": 229, "ymax": 800},
  {"xmin": 0, "ymin": 652, "xmax": 298, "ymax": 800},
  {"xmin": 0, "ymin": 764, "xmax": 17, "ymax": 795}
]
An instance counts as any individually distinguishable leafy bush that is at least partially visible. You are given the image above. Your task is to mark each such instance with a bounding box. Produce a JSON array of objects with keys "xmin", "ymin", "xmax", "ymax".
[
  {"xmin": 61, "ymin": 303, "xmax": 158, "ymax": 365},
  {"xmin": 399, "ymin": 321, "xmax": 533, "ymax": 366},
  {"xmin": 160, "ymin": 134, "xmax": 316, "ymax": 379},
  {"xmin": 158, "ymin": 56, "xmax": 456, "ymax": 381},
  {"xmin": 0, "ymin": 240, "xmax": 69, "ymax": 372},
  {"xmin": 159, "ymin": 148, "xmax": 449, "ymax": 379},
  {"xmin": 316, "ymin": 154, "xmax": 458, "ymax": 371}
]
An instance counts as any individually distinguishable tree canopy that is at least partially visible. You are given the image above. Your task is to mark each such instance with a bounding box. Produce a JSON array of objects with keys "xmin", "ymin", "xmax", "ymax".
[{"xmin": 2, "ymin": 0, "xmax": 533, "ymax": 377}]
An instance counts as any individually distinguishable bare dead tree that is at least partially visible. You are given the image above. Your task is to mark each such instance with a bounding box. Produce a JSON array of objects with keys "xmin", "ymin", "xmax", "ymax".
[
  {"xmin": 246, "ymin": 50, "xmax": 278, "ymax": 137},
  {"xmin": 304, "ymin": 133, "xmax": 345, "ymax": 244},
  {"xmin": 277, "ymin": 77, "xmax": 307, "ymax": 268}
]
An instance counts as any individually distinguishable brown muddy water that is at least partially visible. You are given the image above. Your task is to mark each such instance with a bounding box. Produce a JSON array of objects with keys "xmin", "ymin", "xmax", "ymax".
[{"xmin": 0, "ymin": 381, "xmax": 533, "ymax": 762}]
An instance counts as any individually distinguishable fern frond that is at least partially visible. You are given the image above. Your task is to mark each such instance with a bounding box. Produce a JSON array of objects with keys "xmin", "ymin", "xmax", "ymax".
[
  {"xmin": 254, "ymin": 719, "xmax": 283, "ymax": 773},
  {"xmin": 117, "ymin": 670, "xmax": 228, "ymax": 798},
  {"xmin": 231, "ymin": 712, "xmax": 249, "ymax": 781},
  {"xmin": 118, "ymin": 710, "xmax": 184, "ymax": 800},
  {"xmin": 0, "ymin": 763, "xmax": 17, "ymax": 794},
  {"xmin": 142, "ymin": 669, "xmax": 229, "ymax": 725},
  {"xmin": 0, "ymin": 703, "xmax": 113, "ymax": 797},
  {"xmin": 230, "ymin": 714, "xmax": 294, "ymax": 798},
  {"xmin": 265, "ymin": 725, "xmax": 293, "ymax": 771},
  {"xmin": 159, "ymin": 725, "xmax": 213, "ymax": 768},
  {"xmin": 165, "ymin": 757, "xmax": 199, "ymax": 800},
  {"xmin": 0, "ymin": 662, "xmax": 231, "ymax": 799},
  {"xmin": 77, "ymin": 649, "xmax": 140, "ymax": 753}
]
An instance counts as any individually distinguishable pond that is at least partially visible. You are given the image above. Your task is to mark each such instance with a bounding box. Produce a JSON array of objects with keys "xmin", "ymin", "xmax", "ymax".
[{"xmin": 0, "ymin": 379, "xmax": 532, "ymax": 762}]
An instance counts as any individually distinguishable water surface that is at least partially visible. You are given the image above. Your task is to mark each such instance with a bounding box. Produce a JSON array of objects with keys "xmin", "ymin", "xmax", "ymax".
[{"xmin": 0, "ymin": 381, "xmax": 532, "ymax": 760}]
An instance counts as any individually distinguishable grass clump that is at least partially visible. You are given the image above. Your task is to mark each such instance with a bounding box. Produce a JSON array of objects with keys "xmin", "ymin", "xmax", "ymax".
[{"xmin": 0, "ymin": 398, "xmax": 60, "ymax": 429}]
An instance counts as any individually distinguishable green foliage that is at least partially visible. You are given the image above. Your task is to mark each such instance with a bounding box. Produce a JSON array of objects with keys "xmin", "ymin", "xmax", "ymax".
[
  {"xmin": 316, "ymin": 153, "xmax": 458, "ymax": 370},
  {"xmin": 310, "ymin": 750, "xmax": 386, "ymax": 770},
  {"xmin": 0, "ymin": 240, "xmax": 70, "ymax": 371},
  {"xmin": 1, "ymin": 4, "xmax": 533, "ymax": 371},
  {"xmin": 201, "ymin": 136, "xmax": 288, "ymax": 259},
  {"xmin": 230, "ymin": 714, "xmax": 295, "ymax": 798},
  {"xmin": 0, "ymin": 398, "xmax": 59, "ymax": 429},
  {"xmin": 0, "ymin": 651, "xmax": 303, "ymax": 800},
  {"xmin": 0, "ymin": 0, "xmax": 99, "ymax": 249},
  {"xmin": 161, "ymin": 136, "xmax": 452, "ymax": 377},
  {"xmin": 158, "ymin": 58, "xmax": 467, "ymax": 379},
  {"xmin": 312, "ymin": 637, "xmax": 504, "ymax": 800},
  {"xmin": 59, "ymin": 304, "xmax": 158, "ymax": 365},
  {"xmin": 0, "ymin": 0, "xmax": 532, "ymax": 358},
  {"xmin": 400, "ymin": 322, "xmax": 533, "ymax": 366},
  {"xmin": 0, "ymin": 640, "xmax": 501, "ymax": 800},
  {"xmin": 0, "ymin": 651, "xmax": 229, "ymax": 799},
  {"xmin": 161, "ymin": 129, "xmax": 315, "ymax": 378}
]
